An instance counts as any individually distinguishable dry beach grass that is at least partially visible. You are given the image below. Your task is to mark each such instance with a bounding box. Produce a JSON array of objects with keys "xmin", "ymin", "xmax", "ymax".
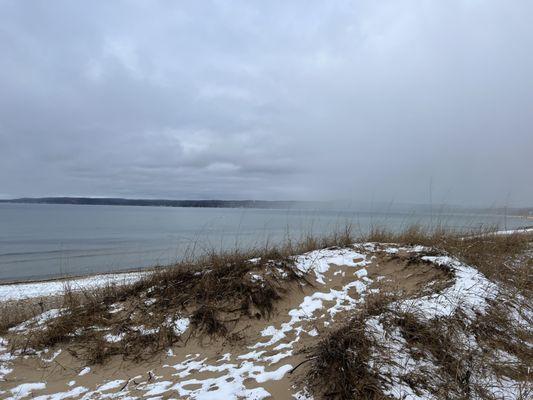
[
  {"xmin": 0, "ymin": 225, "xmax": 531, "ymax": 399},
  {"xmin": 301, "ymin": 228, "xmax": 533, "ymax": 399}
]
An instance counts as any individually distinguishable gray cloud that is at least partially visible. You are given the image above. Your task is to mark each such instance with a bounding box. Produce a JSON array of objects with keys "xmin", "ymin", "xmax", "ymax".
[{"xmin": 0, "ymin": 1, "xmax": 532, "ymax": 206}]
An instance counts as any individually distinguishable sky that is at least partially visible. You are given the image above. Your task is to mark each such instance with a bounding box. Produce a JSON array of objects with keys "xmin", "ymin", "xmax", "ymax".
[{"xmin": 0, "ymin": 1, "xmax": 532, "ymax": 207}]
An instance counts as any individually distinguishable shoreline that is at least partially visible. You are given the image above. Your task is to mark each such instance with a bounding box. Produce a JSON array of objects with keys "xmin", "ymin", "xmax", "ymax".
[
  {"xmin": 1, "ymin": 226, "xmax": 531, "ymax": 288},
  {"xmin": 0, "ymin": 265, "xmax": 158, "ymax": 287},
  {"xmin": 0, "ymin": 270, "xmax": 150, "ymax": 302}
]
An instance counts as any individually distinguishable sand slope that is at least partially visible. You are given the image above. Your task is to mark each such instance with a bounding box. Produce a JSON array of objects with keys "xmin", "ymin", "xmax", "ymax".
[{"xmin": 0, "ymin": 243, "xmax": 530, "ymax": 399}]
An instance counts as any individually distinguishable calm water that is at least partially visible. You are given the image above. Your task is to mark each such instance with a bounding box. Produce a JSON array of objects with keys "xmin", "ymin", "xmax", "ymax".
[{"xmin": 0, "ymin": 203, "xmax": 528, "ymax": 282}]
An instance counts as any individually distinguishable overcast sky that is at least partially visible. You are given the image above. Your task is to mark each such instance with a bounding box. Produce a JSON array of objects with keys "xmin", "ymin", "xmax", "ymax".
[{"xmin": 0, "ymin": 1, "xmax": 532, "ymax": 206}]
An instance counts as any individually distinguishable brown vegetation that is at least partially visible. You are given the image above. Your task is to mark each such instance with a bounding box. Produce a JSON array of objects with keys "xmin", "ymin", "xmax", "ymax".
[
  {"xmin": 301, "ymin": 226, "xmax": 533, "ymax": 400},
  {"xmin": 304, "ymin": 293, "xmax": 396, "ymax": 399},
  {"xmin": 8, "ymin": 252, "xmax": 303, "ymax": 363},
  {"xmin": 2, "ymin": 224, "xmax": 531, "ymax": 399}
]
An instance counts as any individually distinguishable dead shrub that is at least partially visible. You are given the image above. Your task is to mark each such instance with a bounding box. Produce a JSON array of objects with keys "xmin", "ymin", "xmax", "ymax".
[
  {"xmin": 304, "ymin": 292, "xmax": 396, "ymax": 399},
  {"xmin": 394, "ymin": 312, "xmax": 473, "ymax": 396},
  {"xmin": 8, "ymin": 239, "xmax": 318, "ymax": 364}
]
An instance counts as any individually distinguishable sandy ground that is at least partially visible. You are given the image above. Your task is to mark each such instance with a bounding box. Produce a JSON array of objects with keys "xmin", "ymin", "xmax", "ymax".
[{"xmin": 0, "ymin": 242, "xmax": 528, "ymax": 399}]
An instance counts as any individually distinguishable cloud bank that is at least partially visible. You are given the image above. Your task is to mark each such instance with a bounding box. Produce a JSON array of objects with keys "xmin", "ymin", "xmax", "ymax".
[{"xmin": 1, "ymin": 1, "xmax": 532, "ymax": 206}]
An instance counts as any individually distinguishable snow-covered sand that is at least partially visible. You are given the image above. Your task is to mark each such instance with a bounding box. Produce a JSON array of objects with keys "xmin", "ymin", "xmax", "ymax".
[
  {"xmin": 0, "ymin": 242, "xmax": 529, "ymax": 399},
  {"xmin": 0, "ymin": 271, "xmax": 147, "ymax": 302}
]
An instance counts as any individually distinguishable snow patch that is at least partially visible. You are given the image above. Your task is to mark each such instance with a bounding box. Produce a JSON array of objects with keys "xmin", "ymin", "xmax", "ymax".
[
  {"xmin": 97, "ymin": 379, "xmax": 126, "ymax": 392},
  {"xmin": 159, "ymin": 354, "xmax": 293, "ymax": 399},
  {"xmin": 166, "ymin": 317, "xmax": 190, "ymax": 336},
  {"xmin": 8, "ymin": 382, "xmax": 46, "ymax": 399},
  {"xmin": 10, "ymin": 309, "xmax": 63, "ymax": 332},
  {"xmin": 104, "ymin": 333, "xmax": 125, "ymax": 343},
  {"xmin": 0, "ymin": 272, "xmax": 147, "ymax": 301},
  {"xmin": 396, "ymin": 255, "xmax": 497, "ymax": 318},
  {"xmin": 295, "ymin": 248, "xmax": 369, "ymax": 284}
]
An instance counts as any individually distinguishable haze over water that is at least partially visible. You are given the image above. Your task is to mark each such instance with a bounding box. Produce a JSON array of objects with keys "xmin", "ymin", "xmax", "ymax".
[{"xmin": 0, "ymin": 203, "xmax": 528, "ymax": 282}]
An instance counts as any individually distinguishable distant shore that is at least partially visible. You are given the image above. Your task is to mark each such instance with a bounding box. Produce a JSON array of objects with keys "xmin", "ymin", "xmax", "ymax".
[
  {"xmin": 0, "ymin": 197, "xmax": 308, "ymax": 209},
  {"xmin": 1, "ymin": 197, "xmax": 532, "ymax": 216}
]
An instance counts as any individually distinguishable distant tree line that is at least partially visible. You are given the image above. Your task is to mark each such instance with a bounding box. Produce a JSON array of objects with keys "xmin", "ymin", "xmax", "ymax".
[
  {"xmin": 0, "ymin": 197, "xmax": 531, "ymax": 216},
  {"xmin": 0, "ymin": 197, "xmax": 305, "ymax": 209}
]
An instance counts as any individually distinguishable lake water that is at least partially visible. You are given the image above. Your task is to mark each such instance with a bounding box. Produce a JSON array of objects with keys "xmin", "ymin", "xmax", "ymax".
[{"xmin": 0, "ymin": 203, "xmax": 528, "ymax": 282}]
